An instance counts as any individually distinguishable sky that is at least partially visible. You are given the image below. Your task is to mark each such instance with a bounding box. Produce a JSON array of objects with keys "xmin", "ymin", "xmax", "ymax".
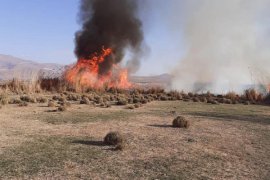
[{"xmin": 0, "ymin": 0, "xmax": 185, "ymax": 76}]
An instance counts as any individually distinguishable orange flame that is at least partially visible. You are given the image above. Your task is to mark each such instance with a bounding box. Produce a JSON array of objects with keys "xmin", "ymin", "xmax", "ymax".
[{"xmin": 65, "ymin": 47, "xmax": 131, "ymax": 89}]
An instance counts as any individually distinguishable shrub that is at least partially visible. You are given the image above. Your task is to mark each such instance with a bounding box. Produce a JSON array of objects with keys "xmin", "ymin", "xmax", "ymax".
[
  {"xmin": 9, "ymin": 98, "xmax": 22, "ymax": 104},
  {"xmin": 141, "ymin": 99, "xmax": 148, "ymax": 104},
  {"xmin": 37, "ymin": 97, "xmax": 48, "ymax": 103},
  {"xmin": 172, "ymin": 116, "xmax": 190, "ymax": 128},
  {"xmin": 160, "ymin": 96, "xmax": 168, "ymax": 101},
  {"xmin": 105, "ymin": 102, "xmax": 112, "ymax": 108},
  {"xmin": 80, "ymin": 97, "xmax": 91, "ymax": 105},
  {"xmin": 61, "ymin": 101, "xmax": 71, "ymax": 107},
  {"xmin": 244, "ymin": 89, "xmax": 259, "ymax": 102},
  {"xmin": 133, "ymin": 98, "xmax": 140, "ymax": 104},
  {"xmin": 244, "ymin": 101, "xmax": 250, "ymax": 105},
  {"xmin": 134, "ymin": 103, "xmax": 142, "ymax": 108},
  {"xmin": 48, "ymin": 101, "xmax": 56, "ymax": 107},
  {"xmin": 58, "ymin": 106, "xmax": 67, "ymax": 112},
  {"xmin": 225, "ymin": 92, "xmax": 238, "ymax": 101},
  {"xmin": 0, "ymin": 97, "xmax": 9, "ymax": 105},
  {"xmin": 126, "ymin": 105, "xmax": 135, "ymax": 109},
  {"xmin": 200, "ymin": 97, "xmax": 207, "ymax": 103},
  {"xmin": 188, "ymin": 92, "xmax": 194, "ymax": 97},
  {"xmin": 192, "ymin": 97, "xmax": 200, "ymax": 102},
  {"xmin": 224, "ymin": 99, "xmax": 232, "ymax": 104},
  {"xmin": 19, "ymin": 102, "xmax": 28, "ymax": 107},
  {"xmin": 20, "ymin": 95, "xmax": 31, "ymax": 102},
  {"xmin": 117, "ymin": 99, "xmax": 128, "ymax": 105},
  {"xmin": 104, "ymin": 132, "xmax": 124, "ymax": 146}
]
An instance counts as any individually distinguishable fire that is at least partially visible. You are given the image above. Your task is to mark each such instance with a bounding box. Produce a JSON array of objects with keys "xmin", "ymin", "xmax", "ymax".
[{"xmin": 65, "ymin": 47, "xmax": 132, "ymax": 89}]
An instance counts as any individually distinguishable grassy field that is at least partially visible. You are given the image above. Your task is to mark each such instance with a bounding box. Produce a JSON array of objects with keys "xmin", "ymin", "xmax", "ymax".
[{"xmin": 0, "ymin": 100, "xmax": 269, "ymax": 179}]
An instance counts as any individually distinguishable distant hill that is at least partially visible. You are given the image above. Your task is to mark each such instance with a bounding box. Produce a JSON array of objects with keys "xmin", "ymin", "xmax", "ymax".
[
  {"xmin": 0, "ymin": 54, "xmax": 63, "ymax": 80},
  {"xmin": 130, "ymin": 74, "xmax": 172, "ymax": 88}
]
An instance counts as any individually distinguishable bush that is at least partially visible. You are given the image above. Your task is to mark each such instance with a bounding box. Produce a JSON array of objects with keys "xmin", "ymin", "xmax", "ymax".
[
  {"xmin": 117, "ymin": 99, "xmax": 128, "ymax": 106},
  {"xmin": 126, "ymin": 105, "xmax": 135, "ymax": 109},
  {"xmin": 160, "ymin": 96, "xmax": 168, "ymax": 101},
  {"xmin": 224, "ymin": 99, "xmax": 232, "ymax": 104},
  {"xmin": 141, "ymin": 99, "xmax": 148, "ymax": 104},
  {"xmin": 0, "ymin": 98, "xmax": 9, "ymax": 105},
  {"xmin": 104, "ymin": 132, "xmax": 124, "ymax": 146},
  {"xmin": 244, "ymin": 101, "xmax": 250, "ymax": 105},
  {"xmin": 200, "ymin": 97, "xmax": 207, "ymax": 103},
  {"xmin": 48, "ymin": 101, "xmax": 56, "ymax": 107},
  {"xmin": 19, "ymin": 102, "xmax": 28, "ymax": 107},
  {"xmin": 61, "ymin": 101, "xmax": 71, "ymax": 107},
  {"xmin": 192, "ymin": 97, "xmax": 200, "ymax": 102},
  {"xmin": 9, "ymin": 98, "xmax": 22, "ymax": 104},
  {"xmin": 58, "ymin": 106, "xmax": 67, "ymax": 112},
  {"xmin": 134, "ymin": 103, "xmax": 142, "ymax": 108},
  {"xmin": 20, "ymin": 95, "xmax": 31, "ymax": 102},
  {"xmin": 80, "ymin": 97, "xmax": 91, "ymax": 105},
  {"xmin": 37, "ymin": 97, "xmax": 48, "ymax": 103},
  {"xmin": 172, "ymin": 116, "xmax": 190, "ymax": 128},
  {"xmin": 225, "ymin": 92, "xmax": 238, "ymax": 101}
]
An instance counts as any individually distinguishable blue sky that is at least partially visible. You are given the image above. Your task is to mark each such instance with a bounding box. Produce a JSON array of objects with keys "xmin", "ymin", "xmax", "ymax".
[{"xmin": 0, "ymin": 0, "xmax": 185, "ymax": 75}]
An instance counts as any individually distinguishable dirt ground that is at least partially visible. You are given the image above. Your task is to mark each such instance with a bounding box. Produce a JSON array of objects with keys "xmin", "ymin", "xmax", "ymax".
[{"xmin": 0, "ymin": 100, "xmax": 269, "ymax": 179}]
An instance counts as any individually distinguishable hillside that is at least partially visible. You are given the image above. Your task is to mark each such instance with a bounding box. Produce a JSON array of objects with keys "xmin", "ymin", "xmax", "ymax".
[{"xmin": 0, "ymin": 54, "xmax": 63, "ymax": 80}]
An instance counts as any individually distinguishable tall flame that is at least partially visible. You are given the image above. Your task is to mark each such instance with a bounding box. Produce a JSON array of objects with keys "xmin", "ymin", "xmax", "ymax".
[{"xmin": 65, "ymin": 47, "xmax": 131, "ymax": 89}]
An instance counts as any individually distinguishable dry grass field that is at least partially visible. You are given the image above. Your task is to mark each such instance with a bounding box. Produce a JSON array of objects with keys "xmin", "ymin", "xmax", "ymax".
[{"xmin": 0, "ymin": 96, "xmax": 269, "ymax": 179}]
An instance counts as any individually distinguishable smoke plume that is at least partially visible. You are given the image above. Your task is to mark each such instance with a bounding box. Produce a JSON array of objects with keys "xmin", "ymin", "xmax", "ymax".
[
  {"xmin": 171, "ymin": 0, "xmax": 270, "ymax": 93},
  {"xmin": 75, "ymin": 0, "xmax": 143, "ymax": 75}
]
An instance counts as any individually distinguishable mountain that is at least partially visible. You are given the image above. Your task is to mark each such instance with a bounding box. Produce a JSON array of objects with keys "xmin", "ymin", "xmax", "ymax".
[{"xmin": 0, "ymin": 54, "xmax": 63, "ymax": 80}]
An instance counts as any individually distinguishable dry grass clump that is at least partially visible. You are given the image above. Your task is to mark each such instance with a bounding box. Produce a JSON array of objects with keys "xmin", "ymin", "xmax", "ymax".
[
  {"xmin": 60, "ymin": 101, "xmax": 71, "ymax": 107},
  {"xmin": 224, "ymin": 99, "xmax": 233, "ymax": 104},
  {"xmin": 80, "ymin": 97, "xmax": 91, "ymax": 105},
  {"xmin": 192, "ymin": 97, "xmax": 200, "ymax": 102},
  {"xmin": 244, "ymin": 101, "xmax": 250, "ymax": 105},
  {"xmin": 48, "ymin": 101, "xmax": 56, "ymax": 107},
  {"xmin": 20, "ymin": 95, "xmax": 36, "ymax": 103},
  {"xmin": 36, "ymin": 97, "xmax": 48, "ymax": 103},
  {"xmin": 126, "ymin": 105, "xmax": 135, "ymax": 110},
  {"xmin": 104, "ymin": 131, "xmax": 124, "ymax": 146},
  {"xmin": 172, "ymin": 116, "xmax": 190, "ymax": 128},
  {"xmin": 67, "ymin": 94, "xmax": 80, "ymax": 101},
  {"xmin": 160, "ymin": 95, "xmax": 169, "ymax": 101},
  {"xmin": 117, "ymin": 98, "xmax": 128, "ymax": 106},
  {"xmin": 226, "ymin": 92, "xmax": 238, "ymax": 101},
  {"xmin": 9, "ymin": 98, "xmax": 22, "ymax": 104},
  {"xmin": 244, "ymin": 89, "xmax": 259, "ymax": 102},
  {"xmin": 263, "ymin": 93, "xmax": 270, "ymax": 104},
  {"xmin": 134, "ymin": 103, "xmax": 142, "ymax": 108},
  {"xmin": 141, "ymin": 98, "xmax": 148, "ymax": 104},
  {"xmin": 200, "ymin": 97, "xmax": 207, "ymax": 103},
  {"xmin": 18, "ymin": 102, "xmax": 28, "ymax": 107},
  {"xmin": 58, "ymin": 106, "xmax": 67, "ymax": 112},
  {"xmin": 167, "ymin": 90, "xmax": 182, "ymax": 100},
  {"xmin": 0, "ymin": 94, "xmax": 9, "ymax": 105}
]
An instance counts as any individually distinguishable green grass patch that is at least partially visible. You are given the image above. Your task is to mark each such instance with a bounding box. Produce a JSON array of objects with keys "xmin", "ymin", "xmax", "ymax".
[{"xmin": 0, "ymin": 136, "xmax": 103, "ymax": 179}]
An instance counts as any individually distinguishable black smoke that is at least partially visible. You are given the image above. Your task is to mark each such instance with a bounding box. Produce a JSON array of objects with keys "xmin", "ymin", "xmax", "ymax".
[{"xmin": 75, "ymin": 0, "xmax": 144, "ymax": 75}]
